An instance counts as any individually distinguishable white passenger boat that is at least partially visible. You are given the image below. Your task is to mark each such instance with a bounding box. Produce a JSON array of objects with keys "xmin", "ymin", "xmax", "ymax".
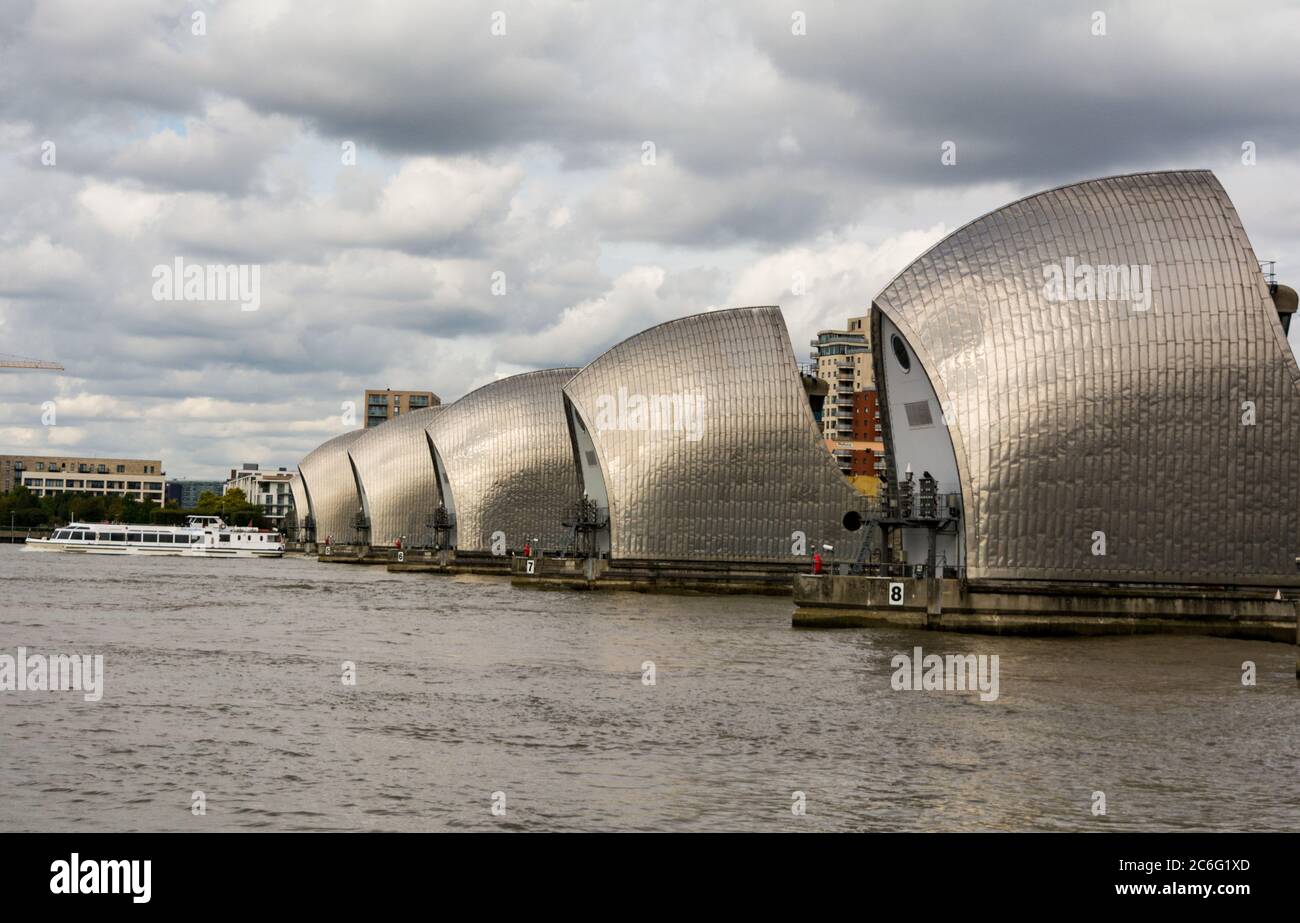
[{"xmin": 24, "ymin": 516, "xmax": 284, "ymax": 558}]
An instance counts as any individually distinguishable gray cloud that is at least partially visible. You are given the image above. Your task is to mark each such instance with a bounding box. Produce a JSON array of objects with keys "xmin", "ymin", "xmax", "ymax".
[{"xmin": 1, "ymin": 0, "xmax": 1296, "ymax": 476}]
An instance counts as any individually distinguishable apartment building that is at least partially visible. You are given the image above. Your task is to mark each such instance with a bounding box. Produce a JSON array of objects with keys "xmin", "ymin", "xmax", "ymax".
[
  {"xmin": 2, "ymin": 454, "xmax": 165, "ymax": 502},
  {"xmin": 224, "ymin": 463, "xmax": 295, "ymax": 521},
  {"xmin": 364, "ymin": 389, "xmax": 440, "ymax": 428},
  {"xmin": 165, "ymin": 479, "xmax": 226, "ymax": 508},
  {"xmin": 810, "ymin": 314, "xmax": 883, "ymax": 495}
]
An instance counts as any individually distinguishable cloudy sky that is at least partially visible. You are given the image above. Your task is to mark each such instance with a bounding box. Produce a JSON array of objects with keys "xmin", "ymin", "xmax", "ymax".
[{"xmin": 1, "ymin": 0, "xmax": 1298, "ymax": 478}]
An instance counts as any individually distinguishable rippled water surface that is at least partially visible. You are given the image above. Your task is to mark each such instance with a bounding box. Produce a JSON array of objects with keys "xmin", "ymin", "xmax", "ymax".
[{"xmin": 1, "ymin": 545, "xmax": 1297, "ymax": 831}]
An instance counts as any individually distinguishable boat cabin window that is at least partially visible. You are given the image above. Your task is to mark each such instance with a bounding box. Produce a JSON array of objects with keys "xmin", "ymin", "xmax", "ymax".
[
  {"xmin": 143, "ymin": 533, "xmax": 157, "ymax": 542},
  {"xmin": 219, "ymin": 534, "xmax": 231, "ymax": 542},
  {"xmin": 110, "ymin": 533, "xmax": 126, "ymax": 542},
  {"xmin": 128, "ymin": 533, "xmax": 142, "ymax": 542},
  {"xmin": 158, "ymin": 534, "xmax": 173, "ymax": 543}
]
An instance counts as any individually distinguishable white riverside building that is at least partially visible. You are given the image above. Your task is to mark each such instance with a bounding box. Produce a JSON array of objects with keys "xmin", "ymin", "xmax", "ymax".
[{"xmin": 224, "ymin": 463, "xmax": 295, "ymax": 522}]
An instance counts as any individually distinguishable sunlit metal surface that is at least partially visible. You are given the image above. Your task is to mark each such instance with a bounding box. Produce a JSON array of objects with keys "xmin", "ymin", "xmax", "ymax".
[
  {"xmin": 873, "ymin": 170, "xmax": 1300, "ymax": 584},
  {"xmin": 297, "ymin": 430, "xmax": 365, "ymax": 545},
  {"xmin": 347, "ymin": 407, "xmax": 443, "ymax": 547},
  {"xmin": 563, "ymin": 306, "xmax": 868, "ymax": 562},
  {"xmin": 425, "ymin": 369, "xmax": 582, "ymax": 553}
]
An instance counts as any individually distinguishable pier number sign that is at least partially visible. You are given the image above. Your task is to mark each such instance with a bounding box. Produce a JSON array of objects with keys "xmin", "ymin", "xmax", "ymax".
[{"xmin": 888, "ymin": 582, "xmax": 905, "ymax": 606}]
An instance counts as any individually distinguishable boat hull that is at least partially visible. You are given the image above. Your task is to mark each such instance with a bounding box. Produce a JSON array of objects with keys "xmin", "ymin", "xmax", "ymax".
[{"xmin": 24, "ymin": 539, "xmax": 283, "ymax": 558}]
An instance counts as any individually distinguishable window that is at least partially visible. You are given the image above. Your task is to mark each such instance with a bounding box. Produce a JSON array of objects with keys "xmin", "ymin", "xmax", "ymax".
[
  {"xmin": 158, "ymin": 534, "xmax": 173, "ymax": 544},
  {"xmin": 143, "ymin": 533, "xmax": 157, "ymax": 542},
  {"xmin": 219, "ymin": 534, "xmax": 230, "ymax": 542},
  {"xmin": 55, "ymin": 530, "xmax": 69, "ymax": 540},
  {"xmin": 97, "ymin": 465, "xmax": 107, "ymax": 474},
  {"xmin": 891, "ymin": 334, "xmax": 911, "ymax": 372},
  {"xmin": 127, "ymin": 482, "xmax": 141, "ymax": 490},
  {"xmin": 127, "ymin": 533, "xmax": 142, "ymax": 542},
  {"xmin": 116, "ymin": 465, "xmax": 125, "ymax": 473},
  {"xmin": 110, "ymin": 533, "xmax": 126, "ymax": 542},
  {"xmin": 36, "ymin": 462, "xmax": 44, "ymax": 471},
  {"xmin": 88, "ymin": 481, "xmax": 104, "ymax": 488}
]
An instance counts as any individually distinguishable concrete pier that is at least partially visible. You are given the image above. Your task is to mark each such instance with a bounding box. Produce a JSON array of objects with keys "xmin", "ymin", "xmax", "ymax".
[
  {"xmin": 317, "ymin": 544, "xmax": 389, "ymax": 565},
  {"xmin": 510, "ymin": 556, "xmax": 801, "ymax": 594},
  {"xmin": 793, "ymin": 575, "xmax": 1298, "ymax": 644},
  {"xmin": 385, "ymin": 549, "xmax": 511, "ymax": 576}
]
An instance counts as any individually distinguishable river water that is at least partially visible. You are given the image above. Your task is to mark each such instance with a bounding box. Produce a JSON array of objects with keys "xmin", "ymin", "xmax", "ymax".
[{"xmin": 1, "ymin": 545, "xmax": 1296, "ymax": 832}]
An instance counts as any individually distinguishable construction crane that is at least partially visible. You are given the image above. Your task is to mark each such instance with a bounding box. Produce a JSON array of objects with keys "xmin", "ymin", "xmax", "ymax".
[{"xmin": 0, "ymin": 352, "xmax": 63, "ymax": 371}]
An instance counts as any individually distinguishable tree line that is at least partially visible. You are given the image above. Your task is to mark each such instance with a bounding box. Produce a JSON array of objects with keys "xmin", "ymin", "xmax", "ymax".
[{"xmin": 0, "ymin": 486, "xmax": 278, "ymax": 530}]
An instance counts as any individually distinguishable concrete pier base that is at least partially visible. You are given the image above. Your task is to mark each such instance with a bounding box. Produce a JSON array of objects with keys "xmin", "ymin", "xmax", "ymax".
[
  {"xmin": 794, "ymin": 575, "xmax": 1298, "ymax": 644},
  {"xmin": 510, "ymin": 557, "xmax": 802, "ymax": 594},
  {"xmin": 317, "ymin": 544, "xmax": 388, "ymax": 564},
  {"xmin": 385, "ymin": 549, "xmax": 511, "ymax": 576}
]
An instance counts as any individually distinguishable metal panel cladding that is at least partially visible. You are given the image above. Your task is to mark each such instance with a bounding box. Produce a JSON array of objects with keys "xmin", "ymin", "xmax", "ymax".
[
  {"xmin": 289, "ymin": 472, "xmax": 312, "ymax": 533},
  {"xmin": 424, "ymin": 369, "xmax": 582, "ymax": 553},
  {"xmin": 347, "ymin": 407, "xmax": 443, "ymax": 546},
  {"xmin": 563, "ymin": 306, "xmax": 868, "ymax": 562},
  {"xmin": 297, "ymin": 430, "xmax": 365, "ymax": 545},
  {"xmin": 873, "ymin": 170, "xmax": 1300, "ymax": 584}
]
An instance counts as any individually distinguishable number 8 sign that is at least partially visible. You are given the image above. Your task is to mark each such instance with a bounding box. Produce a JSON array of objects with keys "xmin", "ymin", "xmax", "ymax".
[{"xmin": 888, "ymin": 582, "xmax": 905, "ymax": 606}]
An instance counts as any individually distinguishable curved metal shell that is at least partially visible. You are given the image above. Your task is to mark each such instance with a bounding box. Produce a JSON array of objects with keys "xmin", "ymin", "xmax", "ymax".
[
  {"xmin": 563, "ymin": 306, "xmax": 867, "ymax": 562},
  {"xmin": 347, "ymin": 407, "xmax": 443, "ymax": 546},
  {"xmin": 297, "ymin": 430, "xmax": 365, "ymax": 545},
  {"xmin": 873, "ymin": 170, "xmax": 1300, "ymax": 584},
  {"xmin": 288, "ymin": 472, "xmax": 312, "ymax": 536},
  {"xmin": 425, "ymin": 369, "xmax": 582, "ymax": 553}
]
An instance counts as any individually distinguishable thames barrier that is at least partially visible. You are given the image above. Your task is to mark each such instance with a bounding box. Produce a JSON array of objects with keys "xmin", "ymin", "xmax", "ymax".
[{"xmin": 286, "ymin": 171, "xmax": 1300, "ymax": 647}]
